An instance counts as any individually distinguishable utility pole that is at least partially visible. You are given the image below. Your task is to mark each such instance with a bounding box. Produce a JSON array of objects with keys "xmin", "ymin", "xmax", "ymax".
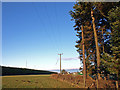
[{"xmin": 58, "ymin": 53, "xmax": 63, "ymax": 73}]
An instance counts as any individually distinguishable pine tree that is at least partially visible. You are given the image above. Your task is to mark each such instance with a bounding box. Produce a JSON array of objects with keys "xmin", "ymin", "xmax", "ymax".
[
  {"xmin": 70, "ymin": 2, "xmax": 120, "ymax": 88},
  {"xmin": 70, "ymin": 2, "xmax": 92, "ymax": 88},
  {"xmin": 101, "ymin": 6, "xmax": 120, "ymax": 89},
  {"xmin": 70, "ymin": 2, "xmax": 105, "ymax": 88}
]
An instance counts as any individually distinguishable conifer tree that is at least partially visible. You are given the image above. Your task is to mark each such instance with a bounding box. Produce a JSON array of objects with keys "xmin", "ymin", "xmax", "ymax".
[
  {"xmin": 70, "ymin": 2, "xmax": 92, "ymax": 88},
  {"xmin": 70, "ymin": 1, "xmax": 120, "ymax": 88},
  {"xmin": 70, "ymin": 2, "xmax": 104, "ymax": 88},
  {"xmin": 101, "ymin": 6, "xmax": 120, "ymax": 89}
]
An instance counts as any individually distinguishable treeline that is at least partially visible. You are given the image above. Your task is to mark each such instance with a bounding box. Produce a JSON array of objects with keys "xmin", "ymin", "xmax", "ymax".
[
  {"xmin": 1, "ymin": 66, "xmax": 57, "ymax": 76},
  {"xmin": 70, "ymin": 2, "xmax": 120, "ymax": 88}
]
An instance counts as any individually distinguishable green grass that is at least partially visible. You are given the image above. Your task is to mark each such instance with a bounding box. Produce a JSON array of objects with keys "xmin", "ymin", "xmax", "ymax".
[{"xmin": 2, "ymin": 75, "xmax": 77, "ymax": 88}]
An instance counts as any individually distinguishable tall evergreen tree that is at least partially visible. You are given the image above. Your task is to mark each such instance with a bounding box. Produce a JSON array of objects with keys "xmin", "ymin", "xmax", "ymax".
[
  {"xmin": 101, "ymin": 6, "xmax": 120, "ymax": 89},
  {"xmin": 70, "ymin": 1, "xmax": 120, "ymax": 88},
  {"xmin": 70, "ymin": 2, "xmax": 92, "ymax": 87}
]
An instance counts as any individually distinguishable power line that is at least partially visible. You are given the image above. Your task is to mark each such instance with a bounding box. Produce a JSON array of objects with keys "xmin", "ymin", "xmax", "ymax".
[
  {"xmin": 32, "ymin": 3, "xmax": 60, "ymax": 51},
  {"xmin": 55, "ymin": 59, "xmax": 59, "ymax": 65}
]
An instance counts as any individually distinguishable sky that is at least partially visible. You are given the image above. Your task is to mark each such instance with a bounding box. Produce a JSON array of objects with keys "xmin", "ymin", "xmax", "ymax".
[{"xmin": 2, "ymin": 2, "xmax": 82, "ymax": 70}]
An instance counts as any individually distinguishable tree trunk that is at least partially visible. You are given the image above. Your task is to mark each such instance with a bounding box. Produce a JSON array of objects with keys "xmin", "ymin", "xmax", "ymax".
[
  {"xmin": 91, "ymin": 9, "xmax": 101, "ymax": 88},
  {"xmin": 81, "ymin": 25, "xmax": 86, "ymax": 88},
  {"xmin": 116, "ymin": 73, "xmax": 119, "ymax": 90},
  {"xmin": 116, "ymin": 81, "xmax": 118, "ymax": 89},
  {"xmin": 104, "ymin": 76, "xmax": 106, "ymax": 80},
  {"xmin": 102, "ymin": 28, "xmax": 104, "ymax": 52}
]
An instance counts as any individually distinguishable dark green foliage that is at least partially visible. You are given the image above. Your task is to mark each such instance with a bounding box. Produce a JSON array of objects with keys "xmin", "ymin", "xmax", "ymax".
[
  {"xmin": 70, "ymin": 2, "xmax": 120, "ymax": 83},
  {"xmin": 70, "ymin": 2, "xmax": 95, "ymax": 75},
  {"xmin": 2, "ymin": 66, "xmax": 57, "ymax": 76},
  {"xmin": 61, "ymin": 69, "xmax": 67, "ymax": 74},
  {"xmin": 101, "ymin": 6, "xmax": 120, "ymax": 77}
]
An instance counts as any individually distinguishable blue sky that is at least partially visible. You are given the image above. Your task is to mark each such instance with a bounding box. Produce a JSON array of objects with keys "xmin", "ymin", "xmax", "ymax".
[{"xmin": 2, "ymin": 2, "xmax": 81, "ymax": 70}]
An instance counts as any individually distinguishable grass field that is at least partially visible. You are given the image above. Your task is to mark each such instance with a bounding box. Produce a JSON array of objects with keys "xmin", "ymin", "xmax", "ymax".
[{"xmin": 2, "ymin": 75, "xmax": 77, "ymax": 88}]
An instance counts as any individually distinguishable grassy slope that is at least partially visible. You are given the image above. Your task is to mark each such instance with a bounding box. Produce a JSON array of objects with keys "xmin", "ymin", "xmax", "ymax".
[
  {"xmin": 2, "ymin": 66, "xmax": 57, "ymax": 76},
  {"xmin": 2, "ymin": 75, "xmax": 76, "ymax": 88}
]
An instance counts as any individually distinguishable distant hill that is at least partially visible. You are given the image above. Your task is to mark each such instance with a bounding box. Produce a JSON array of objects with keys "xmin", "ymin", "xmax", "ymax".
[{"xmin": 1, "ymin": 66, "xmax": 57, "ymax": 76}]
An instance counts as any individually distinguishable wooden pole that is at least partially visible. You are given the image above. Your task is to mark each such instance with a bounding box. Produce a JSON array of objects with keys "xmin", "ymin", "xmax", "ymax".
[{"xmin": 58, "ymin": 53, "xmax": 63, "ymax": 73}]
